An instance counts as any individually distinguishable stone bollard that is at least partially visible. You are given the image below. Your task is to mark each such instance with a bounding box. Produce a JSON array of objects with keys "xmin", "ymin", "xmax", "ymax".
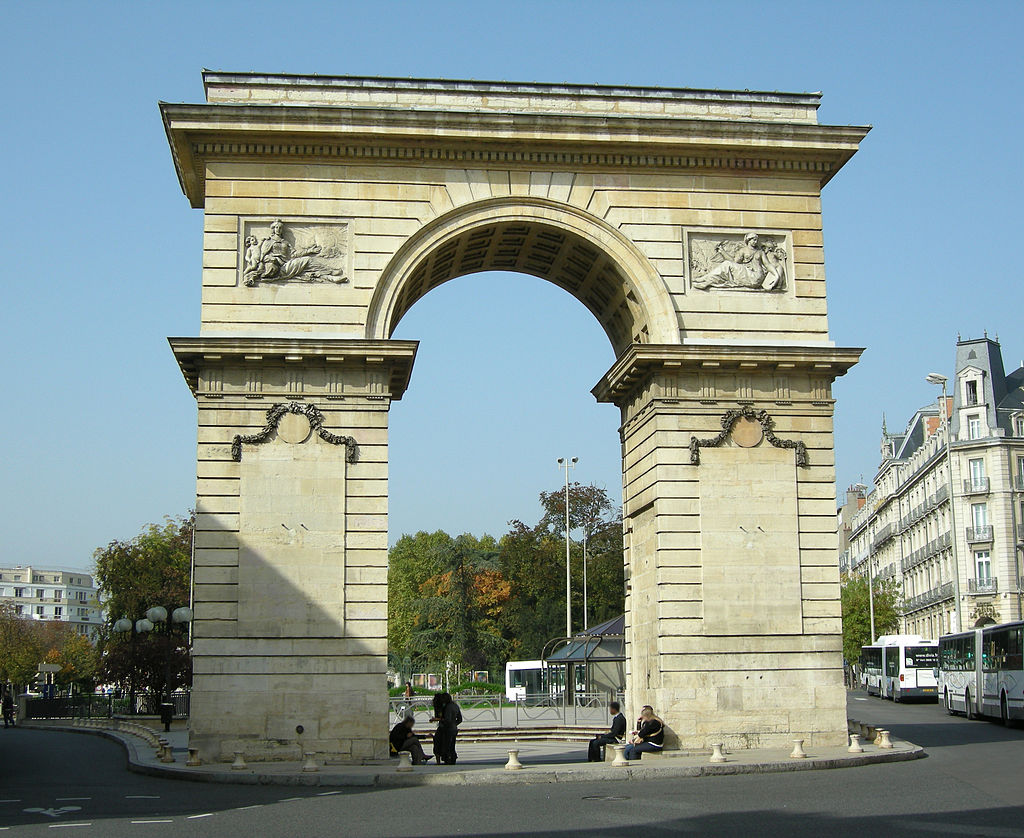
[
  {"xmin": 231, "ymin": 751, "xmax": 248, "ymax": 771},
  {"xmin": 159, "ymin": 743, "xmax": 175, "ymax": 764},
  {"xmin": 789, "ymin": 739, "xmax": 807, "ymax": 759},
  {"xmin": 709, "ymin": 743, "xmax": 727, "ymax": 764},
  {"xmin": 302, "ymin": 752, "xmax": 319, "ymax": 773},
  {"xmin": 847, "ymin": 734, "xmax": 864, "ymax": 754},
  {"xmin": 873, "ymin": 728, "xmax": 883, "ymax": 746},
  {"xmin": 395, "ymin": 751, "xmax": 413, "ymax": 772},
  {"xmin": 610, "ymin": 744, "xmax": 629, "ymax": 767},
  {"xmin": 504, "ymin": 749, "xmax": 523, "ymax": 770},
  {"xmin": 186, "ymin": 747, "xmax": 202, "ymax": 767},
  {"xmin": 877, "ymin": 729, "xmax": 893, "ymax": 749}
]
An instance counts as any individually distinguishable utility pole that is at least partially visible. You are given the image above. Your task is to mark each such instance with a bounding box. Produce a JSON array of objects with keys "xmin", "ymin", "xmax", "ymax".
[{"xmin": 557, "ymin": 457, "xmax": 577, "ymax": 639}]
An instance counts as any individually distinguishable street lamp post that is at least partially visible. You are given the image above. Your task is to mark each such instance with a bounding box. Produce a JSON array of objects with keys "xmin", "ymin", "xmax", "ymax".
[
  {"xmin": 557, "ymin": 457, "xmax": 577, "ymax": 639},
  {"xmin": 114, "ymin": 605, "xmax": 192, "ymax": 719},
  {"xmin": 927, "ymin": 372, "xmax": 963, "ymax": 633}
]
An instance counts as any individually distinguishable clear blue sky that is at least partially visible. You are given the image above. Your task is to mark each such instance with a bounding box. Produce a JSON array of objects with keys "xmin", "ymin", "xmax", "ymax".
[{"xmin": 3, "ymin": 1, "xmax": 1021, "ymax": 569}]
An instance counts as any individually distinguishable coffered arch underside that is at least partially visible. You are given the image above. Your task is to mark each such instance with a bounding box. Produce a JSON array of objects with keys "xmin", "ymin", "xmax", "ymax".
[{"xmin": 366, "ymin": 198, "xmax": 679, "ymax": 356}]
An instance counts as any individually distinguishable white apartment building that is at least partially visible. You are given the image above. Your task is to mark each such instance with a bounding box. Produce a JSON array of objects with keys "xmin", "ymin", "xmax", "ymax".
[
  {"xmin": 842, "ymin": 336, "xmax": 1024, "ymax": 639},
  {"xmin": 0, "ymin": 565, "xmax": 102, "ymax": 639}
]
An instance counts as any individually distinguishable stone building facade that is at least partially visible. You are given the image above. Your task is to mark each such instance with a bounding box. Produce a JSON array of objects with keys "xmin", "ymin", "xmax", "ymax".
[
  {"xmin": 163, "ymin": 73, "xmax": 867, "ymax": 761},
  {"xmin": 0, "ymin": 566, "xmax": 102, "ymax": 639},
  {"xmin": 843, "ymin": 336, "xmax": 1024, "ymax": 637}
]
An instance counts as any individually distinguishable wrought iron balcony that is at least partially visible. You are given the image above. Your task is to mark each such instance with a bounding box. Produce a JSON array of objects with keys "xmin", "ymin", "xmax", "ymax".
[
  {"xmin": 966, "ymin": 525, "xmax": 994, "ymax": 543},
  {"xmin": 966, "ymin": 578, "xmax": 998, "ymax": 595},
  {"xmin": 963, "ymin": 477, "xmax": 990, "ymax": 495}
]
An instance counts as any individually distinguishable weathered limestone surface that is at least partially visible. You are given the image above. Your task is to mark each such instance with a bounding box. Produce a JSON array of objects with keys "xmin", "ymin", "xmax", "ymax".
[{"xmin": 164, "ymin": 74, "xmax": 867, "ymax": 759}]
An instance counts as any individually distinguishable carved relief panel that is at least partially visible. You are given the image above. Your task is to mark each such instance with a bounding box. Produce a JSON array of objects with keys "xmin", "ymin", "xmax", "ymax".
[
  {"xmin": 239, "ymin": 217, "xmax": 352, "ymax": 287},
  {"xmin": 684, "ymin": 228, "xmax": 792, "ymax": 293}
]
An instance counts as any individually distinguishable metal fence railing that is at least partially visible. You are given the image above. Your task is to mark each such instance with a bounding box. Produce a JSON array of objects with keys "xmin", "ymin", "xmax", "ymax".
[
  {"xmin": 388, "ymin": 691, "xmax": 620, "ymax": 729},
  {"xmin": 25, "ymin": 691, "xmax": 190, "ymax": 721}
]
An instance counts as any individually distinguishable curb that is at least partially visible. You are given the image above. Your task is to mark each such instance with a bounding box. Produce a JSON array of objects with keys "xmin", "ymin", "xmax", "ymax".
[{"xmin": 22, "ymin": 723, "xmax": 925, "ymax": 787}]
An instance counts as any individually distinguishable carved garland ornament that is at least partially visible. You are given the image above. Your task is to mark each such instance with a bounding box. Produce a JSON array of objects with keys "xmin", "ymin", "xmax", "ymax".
[
  {"xmin": 689, "ymin": 406, "xmax": 807, "ymax": 466},
  {"xmin": 231, "ymin": 402, "xmax": 358, "ymax": 463}
]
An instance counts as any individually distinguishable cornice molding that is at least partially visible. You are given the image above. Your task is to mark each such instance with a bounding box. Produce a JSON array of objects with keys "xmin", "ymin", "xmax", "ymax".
[
  {"xmin": 168, "ymin": 337, "xmax": 419, "ymax": 399},
  {"xmin": 592, "ymin": 343, "xmax": 864, "ymax": 405},
  {"xmin": 161, "ymin": 102, "xmax": 869, "ymax": 207}
]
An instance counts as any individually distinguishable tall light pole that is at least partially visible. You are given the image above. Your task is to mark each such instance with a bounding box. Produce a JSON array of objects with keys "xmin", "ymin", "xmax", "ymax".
[
  {"xmin": 927, "ymin": 372, "xmax": 963, "ymax": 633},
  {"xmin": 867, "ymin": 529, "xmax": 876, "ymax": 642},
  {"xmin": 557, "ymin": 457, "xmax": 577, "ymax": 639}
]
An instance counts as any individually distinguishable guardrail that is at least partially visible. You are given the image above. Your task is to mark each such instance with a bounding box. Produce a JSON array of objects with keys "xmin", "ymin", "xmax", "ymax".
[
  {"xmin": 967, "ymin": 525, "xmax": 994, "ymax": 543},
  {"xmin": 963, "ymin": 477, "xmax": 990, "ymax": 495},
  {"xmin": 25, "ymin": 691, "xmax": 190, "ymax": 720},
  {"xmin": 966, "ymin": 577, "xmax": 998, "ymax": 594},
  {"xmin": 387, "ymin": 691, "xmax": 621, "ymax": 728}
]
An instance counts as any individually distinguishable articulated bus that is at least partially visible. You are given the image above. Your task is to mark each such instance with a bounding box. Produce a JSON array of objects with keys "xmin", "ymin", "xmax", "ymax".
[
  {"xmin": 939, "ymin": 620, "xmax": 1024, "ymax": 724},
  {"xmin": 860, "ymin": 635, "xmax": 938, "ymax": 701}
]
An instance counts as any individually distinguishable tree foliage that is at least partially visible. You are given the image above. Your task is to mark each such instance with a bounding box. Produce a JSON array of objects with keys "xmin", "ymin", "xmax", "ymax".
[
  {"xmin": 388, "ymin": 484, "xmax": 625, "ymax": 676},
  {"xmin": 93, "ymin": 515, "xmax": 193, "ymax": 698},
  {"xmin": 840, "ymin": 574, "xmax": 902, "ymax": 663},
  {"xmin": 0, "ymin": 604, "xmax": 99, "ymax": 691}
]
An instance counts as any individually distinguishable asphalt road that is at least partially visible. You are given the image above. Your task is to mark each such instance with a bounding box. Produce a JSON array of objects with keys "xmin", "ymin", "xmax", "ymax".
[{"xmin": 2, "ymin": 693, "xmax": 1023, "ymax": 837}]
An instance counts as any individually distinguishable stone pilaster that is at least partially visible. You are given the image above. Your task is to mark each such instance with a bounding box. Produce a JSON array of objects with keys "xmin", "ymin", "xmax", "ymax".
[
  {"xmin": 170, "ymin": 338, "xmax": 417, "ymax": 763},
  {"xmin": 594, "ymin": 344, "xmax": 861, "ymax": 749}
]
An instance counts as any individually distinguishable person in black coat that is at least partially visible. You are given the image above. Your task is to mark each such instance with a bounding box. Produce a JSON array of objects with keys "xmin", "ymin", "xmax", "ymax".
[
  {"xmin": 389, "ymin": 715, "xmax": 429, "ymax": 764},
  {"xmin": 430, "ymin": 692, "xmax": 462, "ymax": 764},
  {"xmin": 624, "ymin": 705, "xmax": 664, "ymax": 760},
  {"xmin": 587, "ymin": 700, "xmax": 627, "ymax": 761}
]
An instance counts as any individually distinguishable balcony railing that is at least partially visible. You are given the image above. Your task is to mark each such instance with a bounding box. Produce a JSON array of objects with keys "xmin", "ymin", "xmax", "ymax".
[
  {"xmin": 967, "ymin": 578, "xmax": 998, "ymax": 595},
  {"xmin": 902, "ymin": 581, "xmax": 955, "ymax": 614},
  {"xmin": 966, "ymin": 525, "xmax": 994, "ymax": 543},
  {"xmin": 930, "ymin": 484, "xmax": 950, "ymax": 507},
  {"xmin": 963, "ymin": 477, "xmax": 990, "ymax": 495},
  {"xmin": 872, "ymin": 523, "xmax": 896, "ymax": 549}
]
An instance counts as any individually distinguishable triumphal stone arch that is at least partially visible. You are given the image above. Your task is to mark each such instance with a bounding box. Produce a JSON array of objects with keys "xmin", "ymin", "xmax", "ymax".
[{"xmin": 164, "ymin": 73, "xmax": 867, "ymax": 761}]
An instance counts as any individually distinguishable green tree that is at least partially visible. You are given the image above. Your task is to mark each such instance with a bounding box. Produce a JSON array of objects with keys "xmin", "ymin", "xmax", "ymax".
[
  {"xmin": 0, "ymin": 606, "xmax": 99, "ymax": 693},
  {"xmin": 841, "ymin": 574, "xmax": 902, "ymax": 663},
  {"xmin": 93, "ymin": 515, "xmax": 193, "ymax": 700},
  {"xmin": 0, "ymin": 603, "xmax": 45, "ymax": 688}
]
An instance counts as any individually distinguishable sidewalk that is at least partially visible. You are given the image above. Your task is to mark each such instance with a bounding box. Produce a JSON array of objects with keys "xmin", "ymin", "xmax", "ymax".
[{"xmin": 26, "ymin": 722, "xmax": 924, "ymax": 788}]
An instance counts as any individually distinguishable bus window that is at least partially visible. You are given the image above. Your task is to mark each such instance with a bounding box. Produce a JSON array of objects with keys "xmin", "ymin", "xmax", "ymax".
[{"xmin": 906, "ymin": 646, "xmax": 938, "ymax": 669}]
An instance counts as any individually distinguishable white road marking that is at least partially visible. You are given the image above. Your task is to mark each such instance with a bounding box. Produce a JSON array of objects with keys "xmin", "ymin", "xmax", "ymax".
[
  {"xmin": 25, "ymin": 807, "xmax": 82, "ymax": 819},
  {"xmin": 278, "ymin": 797, "xmax": 303, "ymax": 803},
  {"xmin": 131, "ymin": 820, "xmax": 173, "ymax": 824},
  {"xmin": 47, "ymin": 826, "xmax": 91, "ymax": 830},
  {"xmin": 316, "ymin": 791, "xmax": 340, "ymax": 796},
  {"xmin": 234, "ymin": 805, "xmax": 262, "ymax": 811},
  {"xmin": 187, "ymin": 813, "xmax": 213, "ymax": 820},
  {"xmin": 0, "ymin": 800, "xmax": 21, "ymax": 804},
  {"xmin": 55, "ymin": 798, "xmax": 91, "ymax": 802},
  {"xmin": 124, "ymin": 795, "xmax": 160, "ymax": 799}
]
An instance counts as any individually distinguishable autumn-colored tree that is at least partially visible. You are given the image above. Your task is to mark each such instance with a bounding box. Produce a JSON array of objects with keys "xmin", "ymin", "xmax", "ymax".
[
  {"xmin": 93, "ymin": 515, "xmax": 193, "ymax": 700},
  {"xmin": 0, "ymin": 605, "xmax": 99, "ymax": 693},
  {"xmin": 841, "ymin": 574, "xmax": 902, "ymax": 663}
]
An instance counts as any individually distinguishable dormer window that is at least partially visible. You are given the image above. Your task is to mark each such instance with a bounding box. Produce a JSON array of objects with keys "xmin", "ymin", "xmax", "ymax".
[
  {"xmin": 966, "ymin": 380, "xmax": 979, "ymax": 406},
  {"xmin": 1014, "ymin": 414, "xmax": 1024, "ymax": 437},
  {"xmin": 968, "ymin": 414, "xmax": 982, "ymax": 440}
]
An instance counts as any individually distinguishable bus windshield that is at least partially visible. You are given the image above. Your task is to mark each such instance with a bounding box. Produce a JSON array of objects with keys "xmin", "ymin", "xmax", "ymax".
[{"xmin": 906, "ymin": 646, "xmax": 938, "ymax": 669}]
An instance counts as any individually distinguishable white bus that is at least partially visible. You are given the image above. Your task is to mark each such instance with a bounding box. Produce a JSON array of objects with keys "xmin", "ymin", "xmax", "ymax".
[
  {"xmin": 939, "ymin": 620, "xmax": 1024, "ymax": 724},
  {"xmin": 504, "ymin": 660, "xmax": 546, "ymax": 701},
  {"xmin": 861, "ymin": 635, "xmax": 938, "ymax": 701}
]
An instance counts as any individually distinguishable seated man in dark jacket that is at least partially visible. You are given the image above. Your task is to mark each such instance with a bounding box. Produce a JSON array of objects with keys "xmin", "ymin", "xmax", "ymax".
[
  {"xmin": 587, "ymin": 700, "xmax": 627, "ymax": 761},
  {"xmin": 624, "ymin": 705, "xmax": 664, "ymax": 759},
  {"xmin": 389, "ymin": 715, "xmax": 430, "ymax": 764}
]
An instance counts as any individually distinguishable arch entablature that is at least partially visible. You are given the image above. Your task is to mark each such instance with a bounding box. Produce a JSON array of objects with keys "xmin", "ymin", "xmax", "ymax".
[{"xmin": 365, "ymin": 197, "xmax": 679, "ymax": 355}]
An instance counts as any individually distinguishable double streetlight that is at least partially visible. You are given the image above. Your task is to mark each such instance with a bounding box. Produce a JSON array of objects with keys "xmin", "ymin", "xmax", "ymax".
[
  {"xmin": 926, "ymin": 372, "xmax": 963, "ymax": 633},
  {"xmin": 557, "ymin": 457, "xmax": 577, "ymax": 639},
  {"xmin": 114, "ymin": 606, "xmax": 193, "ymax": 708}
]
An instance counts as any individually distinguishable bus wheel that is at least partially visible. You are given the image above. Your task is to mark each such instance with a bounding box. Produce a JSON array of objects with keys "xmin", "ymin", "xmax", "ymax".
[
  {"xmin": 945, "ymin": 689, "xmax": 955, "ymax": 715},
  {"xmin": 1001, "ymin": 693, "xmax": 1010, "ymax": 727},
  {"xmin": 965, "ymin": 690, "xmax": 975, "ymax": 721},
  {"xmin": 893, "ymin": 687, "xmax": 900, "ymax": 703}
]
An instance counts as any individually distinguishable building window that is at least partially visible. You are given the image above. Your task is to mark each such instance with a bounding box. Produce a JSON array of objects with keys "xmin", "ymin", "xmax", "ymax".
[
  {"xmin": 35, "ymin": 588, "xmax": 44, "ymax": 599},
  {"xmin": 54, "ymin": 590, "xmax": 61, "ymax": 601},
  {"xmin": 77, "ymin": 591, "xmax": 87, "ymax": 602},
  {"xmin": 966, "ymin": 380, "xmax": 978, "ymax": 406},
  {"xmin": 13, "ymin": 588, "xmax": 24, "ymax": 598},
  {"xmin": 34, "ymin": 605, "xmax": 44, "ymax": 616},
  {"xmin": 967, "ymin": 415, "xmax": 982, "ymax": 440},
  {"xmin": 972, "ymin": 503, "xmax": 988, "ymax": 528},
  {"xmin": 54, "ymin": 607, "xmax": 62, "ymax": 618},
  {"xmin": 1015, "ymin": 416, "xmax": 1024, "ymax": 437},
  {"xmin": 975, "ymin": 550, "xmax": 992, "ymax": 582},
  {"xmin": 14, "ymin": 605, "xmax": 23, "ymax": 615}
]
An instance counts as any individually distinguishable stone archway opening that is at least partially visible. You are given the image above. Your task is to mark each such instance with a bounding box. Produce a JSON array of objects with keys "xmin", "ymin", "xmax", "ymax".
[{"xmin": 389, "ymin": 219, "xmax": 649, "ymax": 353}]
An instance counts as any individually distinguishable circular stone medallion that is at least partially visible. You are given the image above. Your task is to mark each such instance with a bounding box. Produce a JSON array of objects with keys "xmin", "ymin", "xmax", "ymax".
[
  {"xmin": 732, "ymin": 416, "xmax": 764, "ymax": 448},
  {"xmin": 277, "ymin": 412, "xmax": 312, "ymax": 444}
]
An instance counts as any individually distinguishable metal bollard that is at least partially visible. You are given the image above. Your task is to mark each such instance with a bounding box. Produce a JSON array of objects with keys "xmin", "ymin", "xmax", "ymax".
[
  {"xmin": 709, "ymin": 743, "xmax": 727, "ymax": 763},
  {"xmin": 789, "ymin": 739, "xmax": 807, "ymax": 759}
]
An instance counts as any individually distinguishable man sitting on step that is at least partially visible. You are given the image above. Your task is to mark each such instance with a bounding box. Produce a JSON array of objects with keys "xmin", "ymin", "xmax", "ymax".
[{"xmin": 587, "ymin": 701, "xmax": 627, "ymax": 762}]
